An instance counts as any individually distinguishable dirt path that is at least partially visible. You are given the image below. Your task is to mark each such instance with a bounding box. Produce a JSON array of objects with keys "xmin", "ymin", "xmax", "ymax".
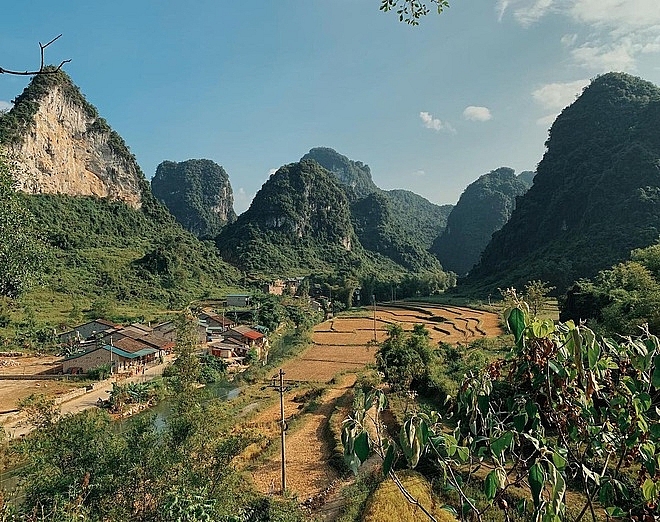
[
  {"xmin": 248, "ymin": 374, "xmax": 356, "ymax": 499},
  {"xmin": 242, "ymin": 303, "xmax": 503, "ymax": 516}
]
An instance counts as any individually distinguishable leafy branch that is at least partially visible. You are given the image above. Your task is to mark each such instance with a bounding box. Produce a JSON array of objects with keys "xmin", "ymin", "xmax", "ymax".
[{"xmin": 379, "ymin": 0, "xmax": 450, "ymax": 25}]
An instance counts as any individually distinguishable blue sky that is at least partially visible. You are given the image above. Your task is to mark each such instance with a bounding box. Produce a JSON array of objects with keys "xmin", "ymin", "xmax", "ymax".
[{"xmin": 2, "ymin": 1, "xmax": 659, "ymax": 213}]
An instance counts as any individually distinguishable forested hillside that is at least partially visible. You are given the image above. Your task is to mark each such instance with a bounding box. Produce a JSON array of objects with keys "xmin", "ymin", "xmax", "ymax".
[
  {"xmin": 151, "ymin": 159, "xmax": 237, "ymax": 238},
  {"xmin": 301, "ymin": 147, "xmax": 452, "ymax": 256},
  {"xmin": 431, "ymin": 167, "xmax": 532, "ymax": 275},
  {"xmin": 0, "ymin": 72, "xmax": 240, "ymax": 331},
  {"xmin": 216, "ymin": 160, "xmax": 361, "ymax": 275},
  {"xmin": 465, "ymin": 72, "xmax": 660, "ymax": 292}
]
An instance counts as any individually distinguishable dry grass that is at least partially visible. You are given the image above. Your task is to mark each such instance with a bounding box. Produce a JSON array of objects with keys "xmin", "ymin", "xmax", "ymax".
[{"xmin": 362, "ymin": 471, "xmax": 458, "ymax": 522}]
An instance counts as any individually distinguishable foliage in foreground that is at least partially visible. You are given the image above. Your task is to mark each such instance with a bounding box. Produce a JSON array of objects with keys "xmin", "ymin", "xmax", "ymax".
[
  {"xmin": 344, "ymin": 292, "xmax": 660, "ymax": 521},
  {"xmin": 561, "ymin": 242, "xmax": 660, "ymax": 336}
]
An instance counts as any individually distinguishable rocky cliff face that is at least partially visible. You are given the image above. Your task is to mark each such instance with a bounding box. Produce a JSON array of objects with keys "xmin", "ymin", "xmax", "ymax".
[{"xmin": 0, "ymin": 70, "xmax": 145, "ymax": 208}]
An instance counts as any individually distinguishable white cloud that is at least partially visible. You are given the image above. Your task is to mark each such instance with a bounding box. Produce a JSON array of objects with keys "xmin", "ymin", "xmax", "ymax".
[
  {"xmin": 463, "ymin": 106, "xmax": 492, "ymax": 121},
  {"xmin": 513, "ymin": 0, "xmax": 554, "ymax": 26},
  {"xmin": 532, "ymin": 79, "xmax": 590, "ymax": 110},
  {"xmin": 570, "ymin": 39, "xmax": 638, "ymax": 71},
  {"xmin": 0, "ymin": 101, "xmax": 12, "ymax": 112},
  {"xmin": 536, "ymin": 114, "xmax": 558, "ymax": 126},
  {"xmin": 234, "ymin": 187, "xmax": 254, "ymax": 215},
  {"xmin": 412, "ymin": 169, "xmax": 426, "ymax": 177},
  {"xmin": 498, "ymin": 0, "xmax": 660, "ymax": 72},
  {"xmin": 419, "ymin": 111, "xmax": 455, "ymax": 133},
  {"xmin": 267, "ymin": 168, "xmax": 278, "ymax": 177},
  {"xmin": 569, "ymin": 0, "xmax": 660, "ymax": 30}
]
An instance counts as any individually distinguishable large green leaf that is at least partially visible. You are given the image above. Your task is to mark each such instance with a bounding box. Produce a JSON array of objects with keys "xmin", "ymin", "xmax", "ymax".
[
  {"xmin": 484, "ymin": 470, "xmax": 498, "ymax": 503},
  {"xmin": 383, "ymin": 443, "xmax": 396, "ymax": 476},
  {"xmin": 529, "ymin": 463, "xmax": 544, "ymax": 508},
  {"xmin": 354, "ymin": 431, "xmax": 370, "ymax": 463},
  {"xmin": 508, "ymin": 307, "xmax": 526, "ymax": 347},
  {"xmin": 642, "ymin": 478, "xmax": 657, "ymax": 502},
  {"xmin": 491, "ymin": 431, "xmax": 513, "ymax": 458}
]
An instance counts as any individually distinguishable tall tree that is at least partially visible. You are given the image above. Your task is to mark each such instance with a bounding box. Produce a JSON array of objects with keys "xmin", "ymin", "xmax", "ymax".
[{"xmin": 0, "ymin": 153, "xmax": 44, "ymax": 298}]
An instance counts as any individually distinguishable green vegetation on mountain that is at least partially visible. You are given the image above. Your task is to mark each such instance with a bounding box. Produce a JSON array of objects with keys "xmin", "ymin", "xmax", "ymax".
[
  {"xmin": 15, "ymin": 193, "xmax": 239, "ymax": 328},
  {"xmin": 216, "ymin": 160, "xmax": 360, "ymax": 275},
  {"xmin": 301, "ymin": 146, "xmax": 378, "ymax": 200},
  {"xmin": 385, "ymin": 189, "xmax": 453, "ymax": 250},
  {"xmin": 302, "ymin": 147, "xmax": 452, "ymax": 255},
  {"xmin": 215, "ymin": 160, "xmax": 454, "ymax": 302},
  {"xmin": 465, "ymin": 72, "xmax": 660, "ymax": 293},
  {"xmin": 0, "ymin": 154, "xmax": 44, "ymax": 300},
  {"xmin": 351, "ymin": 191, "xmax": 445, "ymax": 272},
  {"xmin": 151, "ymin": 159, "xmax": 237, "ymax": 238},
  {"xmin": 431, "ymin": 167, "xmax": 532, "ymax": 276}
]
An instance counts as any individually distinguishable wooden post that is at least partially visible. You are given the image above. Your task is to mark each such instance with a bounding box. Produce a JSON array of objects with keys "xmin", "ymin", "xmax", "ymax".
[{"xmin": 278, "ymin": 368, "xmax": 287, "ymax": 492}]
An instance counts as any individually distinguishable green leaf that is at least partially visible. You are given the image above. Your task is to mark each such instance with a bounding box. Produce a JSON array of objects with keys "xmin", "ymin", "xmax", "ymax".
[
  {"xmin": 652, "ymin": 355, "xmax": 660, "ymax": 389},
  {"xmin": 508, "ymin": 307, "xmax": 526, "ymax": 346},
  {"xmin": 552, "ymin": 451, "xmax": 567, "ymax": 471},
  {"xmin": 354, "ymin": 431, "xmax": 369, "ymax": 463},
  {"xmin": 477, "ymin": 395, "xmax": 489, "ymax": 415},
  {"xmin": 491, "ymin": 431, "xmax": 513, "ymax": 458},
  {"xmin": 605, "ymin": 507, "xmax": 627, "ymax": 518},
  {"xmin": 513, "ymin": 413, "xmax": 528, "ymax": 432},
  {"xmin": 529, "ymin": 463, "xmax": 544, "ymax": 508},
  {"xmin": 642, "ymin": 478, "xmax": 656, "ymax": 502},
  {"xmin": 587, "ymin": 343, "xmax": 600, "ymax": 370},
  {"xmin": 383, "ymin": 443, "xmax": 395, "ymax": 475},
  {"xmin": 484, "ymin": 470, "xmax": 498, "ymax": 502},
  {"xmin": 455, "ymin": 446, "xmax": 469, "ymax": 463}
]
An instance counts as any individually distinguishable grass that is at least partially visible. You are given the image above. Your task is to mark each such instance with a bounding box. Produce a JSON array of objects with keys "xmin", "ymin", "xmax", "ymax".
[{"xmin": 361, "ymin": 471, "xmax": 458, "ymax": 522}]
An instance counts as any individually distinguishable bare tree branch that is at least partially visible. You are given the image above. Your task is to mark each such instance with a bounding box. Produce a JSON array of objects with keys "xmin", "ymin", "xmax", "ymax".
[{"xmin": 0, "ymin": 34, "xmax": 71, "ymax": 76}]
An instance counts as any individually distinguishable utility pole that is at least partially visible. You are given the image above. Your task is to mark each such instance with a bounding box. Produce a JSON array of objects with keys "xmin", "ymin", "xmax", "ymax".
[
  {"xmin": 372, "ymin": 295, "xmax": 377, "ymax": 342},
  {"xmin": 266, "ymin": 369, "xmax": 289, "ymax": 493}
]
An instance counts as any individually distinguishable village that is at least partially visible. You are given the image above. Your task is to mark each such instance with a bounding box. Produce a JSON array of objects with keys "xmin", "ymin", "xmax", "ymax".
[{"xmin": 57, "ymin": 293, "xmax": 269, "ymax": 378}]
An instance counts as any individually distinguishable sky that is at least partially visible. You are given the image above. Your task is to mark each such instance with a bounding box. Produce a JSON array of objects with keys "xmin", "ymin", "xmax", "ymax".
[{"xmin": 1, "ymin": 1, "xmax": 659, "ymax": 214}]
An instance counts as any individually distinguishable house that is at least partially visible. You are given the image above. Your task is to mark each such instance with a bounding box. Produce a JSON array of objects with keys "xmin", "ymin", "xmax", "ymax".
[
  {"xmin": 226, "ymin": 294, "xmax": 251, "ymax": 308},
  {"xmin": 224, "ymin": 325, "xmax": 265, "ymax": 347},
  {"xmin": 152, "ymin": 321, "xmax": 176, "ymax": 342},
  {"xmin": 58, "ymin": 319, "xmax": 118, "ymax": 344},
  {"xmin": 263, "ymin": 279, "xmax": 286, "ymax": 295},
  {"xmin": 61, "ymin": 344, "xmax": 156, "ymax": 374},
  {"xmin": 100, "ymin": 326, "xmax": 174, "ymax": 356},
  {"xmin": 207, "ymin": 337, "xmax": 247, "ymax": 358}
]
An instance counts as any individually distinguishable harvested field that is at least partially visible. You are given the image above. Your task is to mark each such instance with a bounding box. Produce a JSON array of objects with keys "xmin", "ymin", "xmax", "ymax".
[
  {"xmin": 291, "ymin": 304, "xmax": 503, "ymax": 384},
  {"xmin": 280, "ymin": 345, "xmax": 378, "ymax": 382}
]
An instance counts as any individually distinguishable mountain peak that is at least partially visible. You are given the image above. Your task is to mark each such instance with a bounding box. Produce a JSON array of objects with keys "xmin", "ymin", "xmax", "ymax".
[{"xmin": 0, "ymin": 68, "xmax": 147, "ymax": 208}]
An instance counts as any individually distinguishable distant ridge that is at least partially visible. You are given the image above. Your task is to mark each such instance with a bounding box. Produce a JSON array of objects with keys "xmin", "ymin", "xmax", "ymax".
[{"xmin": 465, "ymin": 72, "xmax": 660, "ymax": 292}]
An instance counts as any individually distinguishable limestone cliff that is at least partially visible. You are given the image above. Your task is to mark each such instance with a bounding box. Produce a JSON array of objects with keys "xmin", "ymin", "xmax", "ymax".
[{"xmin": 0, "ymin": 69, "xmax": 146, "ymax": 208}]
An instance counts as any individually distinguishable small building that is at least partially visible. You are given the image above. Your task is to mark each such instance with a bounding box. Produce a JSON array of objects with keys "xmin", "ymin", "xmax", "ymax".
[
  {"xmin": 61, "ymin": 344, "xmax": 156, "ymax": 374},
  {"xmin": 152, "ymin": 321, "xmax": 176, "ymax": 342},
  {"xmin": 58, "ymin": 319, "xmax": 118, "ymax": 344},
  {"xmin": 226, "ymin": 294, "xmax": 251, "ymax": 308}
]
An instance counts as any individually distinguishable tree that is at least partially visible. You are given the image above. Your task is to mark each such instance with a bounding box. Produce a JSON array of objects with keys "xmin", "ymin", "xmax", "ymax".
[
  {"xmin": 0, "ymin": 153, "xmax": 45, "ymax": 298},
  {"xmin": 380, "ymin": 0, "xmax": 449, "ymax": 25},
  {"xmin": 376, "ymin": 324, "xmax": 433, "ymax": 391},
  {"xmin": 345, "ymin": 300, "xmax": 660, "ymax": 521}
]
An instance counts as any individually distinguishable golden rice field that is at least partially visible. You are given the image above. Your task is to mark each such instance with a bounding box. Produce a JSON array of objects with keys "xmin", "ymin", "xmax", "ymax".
[{"xmin": 280, "ymin": 304, "xmax": 503, "ymax": 383}]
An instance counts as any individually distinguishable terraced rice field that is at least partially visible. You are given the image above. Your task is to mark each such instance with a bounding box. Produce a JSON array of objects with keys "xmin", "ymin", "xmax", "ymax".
[{"xmin": 280, "ymin": 303, "xmax": 502, "ymax": 383}]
